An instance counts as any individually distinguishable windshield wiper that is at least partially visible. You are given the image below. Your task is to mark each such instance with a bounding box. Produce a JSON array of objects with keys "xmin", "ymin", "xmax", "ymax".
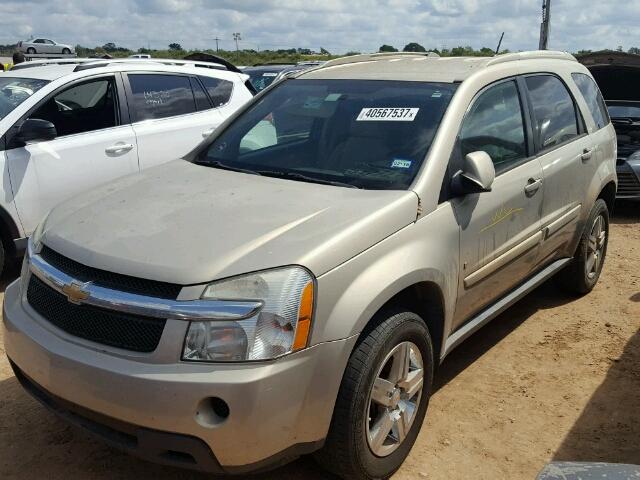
[
  {"xmin": 257, "ymin": 170, "xmax": 360, "ymax": 189},
  {"xmin": 195, "ymin": 159, "xmax": 262, "ymax": 176}
]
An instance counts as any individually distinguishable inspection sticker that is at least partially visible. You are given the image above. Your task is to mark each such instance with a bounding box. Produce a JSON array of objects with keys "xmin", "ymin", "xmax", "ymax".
[
  {"xmin": 391, "ymin": 159, "xmax": 413, "ymax": 169},
  {"xmin": 357, "ymin": 107, "xmax": 419, "ymax": 121}
]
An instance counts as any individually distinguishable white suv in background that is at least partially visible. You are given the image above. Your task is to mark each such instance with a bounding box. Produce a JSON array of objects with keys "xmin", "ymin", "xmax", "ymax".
[{"xmin": 0, "ymin": 59, "xmax": 254, "ymax": 274}]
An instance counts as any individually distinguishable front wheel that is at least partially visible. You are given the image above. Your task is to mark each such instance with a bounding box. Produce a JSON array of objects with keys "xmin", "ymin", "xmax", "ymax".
[
  {"xmin": 62, "ymin": 48, "xmax": 71, "ymax": 54},
  {"xmin": 316, "ymin": 310, "xmax": 434, "ymax": 479},
  {"xmin": 557, "ymin": 198, "xmax": 609, "ymax": 295},
  {"xmin": 26, "ymin": 47, "xmax": 36, "ymax": 54}
]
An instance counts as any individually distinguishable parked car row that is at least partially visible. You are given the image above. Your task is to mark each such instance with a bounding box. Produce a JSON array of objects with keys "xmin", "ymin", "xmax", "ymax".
[{"xmin": 0, "ymin": 58, "xmax": 254, "ymax": 274}]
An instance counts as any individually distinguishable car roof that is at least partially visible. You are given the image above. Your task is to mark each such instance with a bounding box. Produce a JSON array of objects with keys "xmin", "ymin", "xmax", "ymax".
[
  {"xmin": 299, "ymin": 51, "xmax": 578, "ymax": 83},
  {"xmin": 4, "ymin": 58, "xmax": 247, "ymax": 82}
]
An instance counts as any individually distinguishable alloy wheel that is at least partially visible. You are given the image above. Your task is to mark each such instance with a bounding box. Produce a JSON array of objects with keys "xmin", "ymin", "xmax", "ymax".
[
  {"xmin": 365, "ymin": 341, "xmax": 424, "ymax": 457},
  {"xmin": 586, "ymin": 214, "xmax": 606, "ymax": 280}
]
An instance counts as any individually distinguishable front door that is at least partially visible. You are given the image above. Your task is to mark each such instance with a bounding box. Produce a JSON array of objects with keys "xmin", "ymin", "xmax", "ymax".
[
  {"xmin": 5, "ymin": 75, "xmax": 139, "ymax": 234},
  {"xmin": 451, "ymin": 79, "xmax": 544, "ymax": 328}
]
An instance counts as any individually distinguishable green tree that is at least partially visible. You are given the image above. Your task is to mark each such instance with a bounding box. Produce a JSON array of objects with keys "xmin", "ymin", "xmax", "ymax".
[
  {"xmin": 402, "ymin": 42, "xmax": 426, "ymax": 52},
  {"xmin": 345, "ymin": 51, "xmax": 361, "ymax": 56},
  {"xmin": 628, "ymin": 47, "xmax": 640, "ymax": 55},
  {"xmin": 102, "ymin": 42, "xmax": 116, "ymax": 52},
  {"xmin": 168, "ymin": 43, "xmax": 183, "ymax": 51},
  {"xmin": 379, "ymin": 44, "xmax": 398, "ymax": 52},
  {"xmin": 320, "ymin": 47, "xmax": 330, "ymax": 55}
]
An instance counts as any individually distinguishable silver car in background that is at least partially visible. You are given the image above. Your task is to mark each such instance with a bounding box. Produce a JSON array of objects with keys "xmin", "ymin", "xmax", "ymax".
[{"xmin": 17, "ymin": 38, "xmax": 75, "ymax": 55}]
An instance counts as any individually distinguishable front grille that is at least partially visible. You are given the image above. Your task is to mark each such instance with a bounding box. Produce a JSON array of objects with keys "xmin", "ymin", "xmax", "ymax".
[
  {"xmin": 40, "ymin": 246, "xmax": 181, "ymax": 299},
  {"xmin": 27, "ymin": 275, "xmax": 166, "ymax": 352},
  {"xmin": 617, "ymin": 167, "xmax": 640, "ymax": 197}
]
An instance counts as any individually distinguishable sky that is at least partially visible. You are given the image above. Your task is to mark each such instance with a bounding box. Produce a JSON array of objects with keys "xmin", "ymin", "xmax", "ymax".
[{"xmin": 1, "ymin": 0, "xmax": 639, "ymax": 54}]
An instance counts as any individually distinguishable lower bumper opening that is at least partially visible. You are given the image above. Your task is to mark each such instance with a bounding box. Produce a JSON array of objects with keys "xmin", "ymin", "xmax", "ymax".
[{"xmin": 9, "ymin": 359, "xmax": 224, "ymax": 473}]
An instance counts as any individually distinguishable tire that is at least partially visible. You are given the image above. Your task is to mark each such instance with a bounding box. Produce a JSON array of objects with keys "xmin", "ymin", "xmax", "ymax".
[
  {"xmin": 557, "ymin": 198, "xmax": 609, "ymax": 295},
  {"xmin": 315, "ymin": 309, "xmax": 434, "ymax": 480},
  {"xmin": 62, "ymin": 48, "xmax": 70, "ymax": 54},
  {"xmin": 0, "ymin": 236, "xmax": 6, "ymax": 279},
  {"xmin": 26, "ymin": 47, "xmax": 36, "ymax": 54}
]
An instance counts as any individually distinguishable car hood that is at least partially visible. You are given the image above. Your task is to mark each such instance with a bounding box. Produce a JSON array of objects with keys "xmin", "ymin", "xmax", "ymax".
[{"xmin": 42, "ymin": 160, "xmax": 419, "ymax": 285}]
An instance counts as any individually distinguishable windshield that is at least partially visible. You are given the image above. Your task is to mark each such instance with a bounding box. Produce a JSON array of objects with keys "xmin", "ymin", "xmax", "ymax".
[
  {"xmin": 607, "ymin": 102, "xmax": 640, "ymax": 119},
  {"xmin": 195, "ymin": 79, "xmax": 457, "ymax": 190},
  {"xmin": 0, "ymin": 77, "xmax": 49, "ymax": 120},
  {"xmin": 245, "ymin": 68, "xmax": 287, "ymax": 91}
]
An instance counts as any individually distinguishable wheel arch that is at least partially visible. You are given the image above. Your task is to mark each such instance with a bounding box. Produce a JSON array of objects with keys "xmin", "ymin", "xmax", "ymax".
[
  {"xmin": 0, "ymin": 204, "xmax": 21, "ymax": 258},
  {"xmin": 363, "ymin": 281, "xmax": 446, "ymax": 364},
  {"xmin": 598, "ymin": 180, "xmax": 616, "ymax": 214}
]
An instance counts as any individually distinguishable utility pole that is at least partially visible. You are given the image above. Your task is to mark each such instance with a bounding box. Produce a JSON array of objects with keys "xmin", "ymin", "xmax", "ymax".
[
  {"xmin": 233, "ymin": 32, "xmax": 241, "ymax": 57},
  {"xmin": 213, "ymin": 37, "xmax": 220, "ymax": 52},
  {"xmin": 539, "ymin": 0, "xmax": 551, "ymax": 50}
]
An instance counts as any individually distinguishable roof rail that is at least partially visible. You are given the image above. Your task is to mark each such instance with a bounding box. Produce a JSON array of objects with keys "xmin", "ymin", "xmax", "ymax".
[
  {"xmin": 72, "ymin": 57, "xmax": 240, "ymax": 73},
  {"xmin": 487, "ymin": 50, "xmax": 577, "ymax": 66},
  {"xmin": 11, "ymin": 58, "xmax": 92, "ymax": 70},
  {"xmin": 317, "ymin": 51, "xmax": 440, "ymax": 69}
]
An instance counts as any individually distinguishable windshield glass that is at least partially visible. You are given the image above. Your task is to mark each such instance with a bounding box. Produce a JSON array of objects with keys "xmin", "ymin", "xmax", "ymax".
[
  {"xmin": 0, "ymin": 77, "xmax": 49, "ymax": 120},
  {"xmin": 245, "ymin": 68, "xmax": 287, "ymax": 91},
  {"xmin": 607, "ymin": 102, "xmax": 640, "ymax": 119},
  {"xmin": 196, "ymin": 79, "xmax": 457, "ymax": 189}
]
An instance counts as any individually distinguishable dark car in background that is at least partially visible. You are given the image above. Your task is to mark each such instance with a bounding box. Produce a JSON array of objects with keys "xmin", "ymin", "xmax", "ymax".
[
  {"xmin": 580, "ymin": 51, "xmax": 640, "ymax": 199},
  {"xmin": 243, "ymin": 61, "xmax": 324, "ymax": 92}
]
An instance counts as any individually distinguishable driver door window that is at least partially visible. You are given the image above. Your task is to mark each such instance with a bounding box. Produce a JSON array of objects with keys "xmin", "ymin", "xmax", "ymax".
[
  {"xmin": 29, "ymin": 77, "xmax": 118, "ymax": 137},
  {"xmin": 460, "ymin": 80, "xmax": 527, "ymax": 173}
]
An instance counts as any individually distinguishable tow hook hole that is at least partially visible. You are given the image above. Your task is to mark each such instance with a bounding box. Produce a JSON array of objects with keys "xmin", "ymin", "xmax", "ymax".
[{"xmin": 195, "ymin": 397, "xmax": 230, "ymax": 428}]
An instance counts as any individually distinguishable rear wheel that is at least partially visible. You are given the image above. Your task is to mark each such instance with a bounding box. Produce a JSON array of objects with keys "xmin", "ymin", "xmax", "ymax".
[
  {"xmin": 26, "ymin": 47, "xmax": 36, "ymax": 54},
  {"xmin": 316, "ymin": 310, "xmax": 433, "ymax": 479},
  {"xmin": 557, "ymin": 198, "xmax": 609, "ymax": 295}
]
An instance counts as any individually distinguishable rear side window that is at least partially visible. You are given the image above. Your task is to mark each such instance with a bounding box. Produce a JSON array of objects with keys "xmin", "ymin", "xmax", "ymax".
[
  {"xmin": 128, "ymin": 74, "xmax": 196, "ymax": 121},
  {"xmin": 572, "ymin": 73, "xmax": 610, "ymax": 130},
  {"xmin": 460, "ymin": 80, "xmax": 527, "ymax": 173},
  {"xmin": 199, "ymin": 76, "xmax": 233, "ymax": 107},
  {"xmin": 525, "ymin": 75, "xmax": 579, "ymax": 150}
]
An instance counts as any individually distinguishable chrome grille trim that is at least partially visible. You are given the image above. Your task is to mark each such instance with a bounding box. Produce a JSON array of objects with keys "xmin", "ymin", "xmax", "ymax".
[{"xmin": 27, "ymin": 241, "xmax": 263, "ymax": 322}]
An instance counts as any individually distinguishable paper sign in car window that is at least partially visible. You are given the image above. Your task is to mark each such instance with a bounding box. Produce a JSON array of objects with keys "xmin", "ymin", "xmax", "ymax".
[
  {"xmin": 262, "ymin": 72, "xmax": 278, "ymax": 77},
  {"xmin": 357, "ymin": 107, "xmax": 419, "ymax": 121}
]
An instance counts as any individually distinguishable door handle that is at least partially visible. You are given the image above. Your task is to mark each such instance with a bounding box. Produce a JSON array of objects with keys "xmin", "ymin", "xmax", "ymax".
[
  {"xmin": 105, "ymin": 143, "xmax": 134, "ymax": 155},
  {"xmin": 202, "ymin": 128, "xmax": 216, "ymax": 138},
  {"xmin": 581, "ymin": 148, "xmax": 593, "ymax": 162},
  {"xmin": 524, "ymin": 178, "xmax": 543, "ymax": 196}
]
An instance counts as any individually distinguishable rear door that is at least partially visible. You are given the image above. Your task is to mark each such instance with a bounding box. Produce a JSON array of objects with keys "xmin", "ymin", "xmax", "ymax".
[
  {"xmin": 452, "ymin": 78, "xmax": 544, "ymax": 328},
  {"xmin": 524, "ymin": 74, "xmax": 597, "ymax": 260},
  {"xmin": 124, "ymin": 73, "xmax": 225, "ymax": 170},
  {"xmin": 5, "ymin": 74, "xmax": 139, "ymax": 234}
]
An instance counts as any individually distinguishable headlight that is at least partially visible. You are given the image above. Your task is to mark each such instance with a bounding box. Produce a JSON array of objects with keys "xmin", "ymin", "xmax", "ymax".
[{"xmin": 182, "ymin": 266, "xmax": 314, "ymax": 362}]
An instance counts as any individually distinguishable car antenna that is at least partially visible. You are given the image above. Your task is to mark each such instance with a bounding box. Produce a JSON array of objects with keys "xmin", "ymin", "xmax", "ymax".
[{"xmin": 495, "ymin": 32, "xmax": 505, "ymax": 55}]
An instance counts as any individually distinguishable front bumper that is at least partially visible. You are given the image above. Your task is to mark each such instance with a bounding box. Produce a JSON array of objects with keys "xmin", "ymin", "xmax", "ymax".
[
  {"xmin": 3, "ymin": 279, "xmax": 356, "ymax": 473},
  {"xmin": 616, "ymin": 158, "xmax": 640, "ymax": 199}
]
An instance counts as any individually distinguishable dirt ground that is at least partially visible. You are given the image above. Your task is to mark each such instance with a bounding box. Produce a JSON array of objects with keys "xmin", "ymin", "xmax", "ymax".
[{"xmin": 1, "ymin": 202, "xmax": 638, "ymax": 480}]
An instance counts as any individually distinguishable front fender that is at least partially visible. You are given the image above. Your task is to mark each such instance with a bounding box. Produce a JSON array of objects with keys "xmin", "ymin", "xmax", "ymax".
[{"xmin": 312, "ymin": 204, "xmax": 460, "ymax": 358}]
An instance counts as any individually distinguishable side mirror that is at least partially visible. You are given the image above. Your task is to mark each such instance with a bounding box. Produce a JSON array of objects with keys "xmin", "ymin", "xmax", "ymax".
[
  {"xmin": 13, "ymin": 119, "xmax": 57, "ymax": 145},
  {"xmin": 451, "ymin": 151, "xmax": 496, "ymax": 197}
]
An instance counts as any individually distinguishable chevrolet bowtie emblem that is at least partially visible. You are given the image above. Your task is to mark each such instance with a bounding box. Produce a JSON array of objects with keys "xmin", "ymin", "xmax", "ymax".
[{"xmin": 61, "ymin": 281, "xmax": 90, "ymax": 304}]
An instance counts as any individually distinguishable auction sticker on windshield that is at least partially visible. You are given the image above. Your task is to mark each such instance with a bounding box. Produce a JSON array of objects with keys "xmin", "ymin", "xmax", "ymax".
[{"xmin": 357, "ymin": 107, "xmax": 419, "ymax": 121}]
